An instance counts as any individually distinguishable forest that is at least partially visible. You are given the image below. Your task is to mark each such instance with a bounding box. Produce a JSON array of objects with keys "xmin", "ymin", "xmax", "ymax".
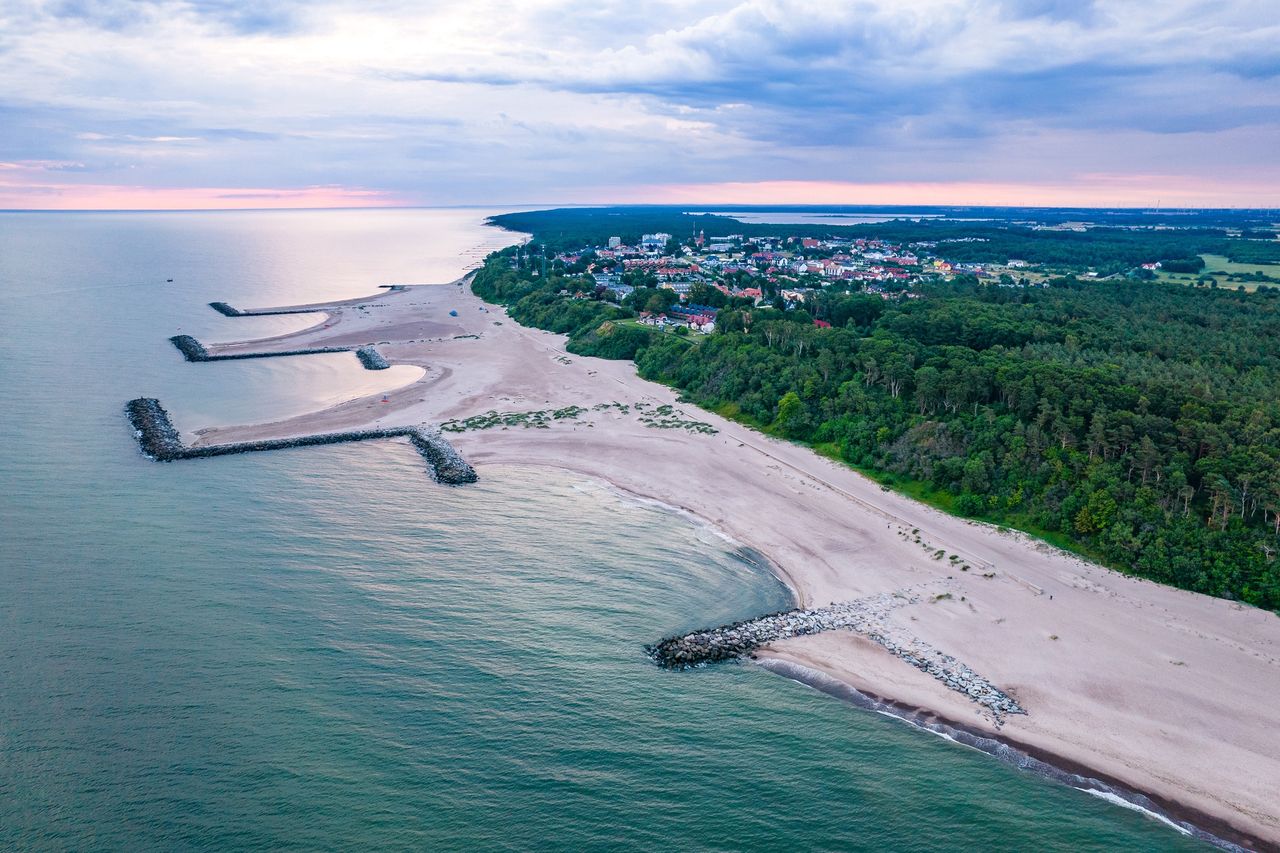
[{"xmin": 473, "ymin": 248, "xmax": 1280, "ymax": 611}]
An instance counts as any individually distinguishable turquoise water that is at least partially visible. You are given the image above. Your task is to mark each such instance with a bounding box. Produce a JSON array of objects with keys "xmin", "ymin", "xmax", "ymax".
[{"xmin": 0, "ymin": 210, "xmax": 1205, "ymax": 850}]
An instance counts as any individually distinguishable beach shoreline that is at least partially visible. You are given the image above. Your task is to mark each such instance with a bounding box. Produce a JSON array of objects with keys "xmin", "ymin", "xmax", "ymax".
[
  {"xmin": 753, "ymin": 656, "xmax": 1251, "ymax": 850},
  {"xmin": 172, "ymin": 272, "xmax": 1280, "ymax": 850}
]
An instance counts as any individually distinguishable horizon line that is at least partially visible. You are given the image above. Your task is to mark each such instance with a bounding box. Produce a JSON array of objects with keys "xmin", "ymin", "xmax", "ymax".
[{"xmin": 4, "ymin": 203, "xmax": 1279, "ymax": 214}]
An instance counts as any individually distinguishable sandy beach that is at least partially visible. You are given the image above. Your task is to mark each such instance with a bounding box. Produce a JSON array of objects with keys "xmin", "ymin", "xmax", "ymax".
[{"xmin": 191, "ymin": 277, "xmax": 1280, "ymax": 849}]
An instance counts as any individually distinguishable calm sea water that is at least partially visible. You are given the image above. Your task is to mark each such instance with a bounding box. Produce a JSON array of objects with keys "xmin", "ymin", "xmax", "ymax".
[{"xmin": 0, "ymin": 210, "xmax": 1204, "ymax": 850}]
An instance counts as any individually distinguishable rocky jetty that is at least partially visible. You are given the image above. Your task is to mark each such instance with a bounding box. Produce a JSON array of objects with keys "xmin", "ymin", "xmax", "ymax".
[
  {"xmin": 169, "ymin": 335, "xmax": 352, "ymax": 363},
  {"xmin": 124, "ymin": 397, "xmax": 186, "ymax": 461},
  {"xmin": 207, "ymin": 301, "xmax": 316, "ymax": 317},
  {"xmin": 169, "ymin": 334, "xmax": 211, "ymax": 360},
  {"xmin": 648, "ymin": 591, "xmax": 1026, "ymax": 720},
  {"xmin": 124, "ymin": 398, "xmax": 476, "ymax": 485},
  {"xmin": 408, "ymin": 428, "xmax": 478, "ymax": 484},
  {"xmin": 355, "ymin": 345, "xmax": 390, "ymax": 370}
]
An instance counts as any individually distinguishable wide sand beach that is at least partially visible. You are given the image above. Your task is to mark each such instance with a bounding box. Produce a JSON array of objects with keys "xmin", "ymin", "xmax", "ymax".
[{"xmin": 190, "ymin": 277, "xmax": 1280, "ymax": 849}]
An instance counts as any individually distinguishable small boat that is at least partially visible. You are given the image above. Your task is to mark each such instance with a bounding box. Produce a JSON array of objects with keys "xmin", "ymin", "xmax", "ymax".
[
  {"xmin": 449, "ymin": 310, "xmax": 458, "ymax": 317},
  {"xmin": 166, "ymin": 279, "xmax": 174, "ymax": 283}
]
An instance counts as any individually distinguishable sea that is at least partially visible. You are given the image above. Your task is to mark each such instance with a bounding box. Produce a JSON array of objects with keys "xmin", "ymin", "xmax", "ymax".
[{"xmin": 0, "ymin": 209, "xmax": 1207, "ymax": 850}]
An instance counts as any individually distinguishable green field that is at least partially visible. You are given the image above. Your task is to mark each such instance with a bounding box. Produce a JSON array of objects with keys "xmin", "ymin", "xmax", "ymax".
[
  {"xmin": 1201, "ymin": 253, "xmax": 1280, "ymax": 276},
  {"xmin": 1156, "ymin": 252, "xmax": 1280, "ymax": 291}
]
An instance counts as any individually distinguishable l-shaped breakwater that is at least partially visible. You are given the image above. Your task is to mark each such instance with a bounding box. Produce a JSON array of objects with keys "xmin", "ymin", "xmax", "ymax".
[
  {"xmin": 168, "ymin": 335, "xmax": 391, "ymax": 370},
  {"xmin": 207, "ymin": 287, "xmax": 405, "ymax": 318},
  {"xmin": 124, "ymin": 397, "xmax": 476, "ymax": 484},
  {"xmin": 647, "ymin": 591, "xmax": 1026, "ymax": 720},
  {"xmin": 208, "ymin": 301, "xmax": 319, "ymax": 317}
]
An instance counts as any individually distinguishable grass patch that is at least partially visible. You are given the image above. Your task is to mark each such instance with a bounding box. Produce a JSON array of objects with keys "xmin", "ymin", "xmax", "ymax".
[
  {"xmin": 638, "ymin": 403, "xmax": 718, "ymax": 434},
  {"xmin": 1155, "ymin": 253, "xmax": 1280, "ymax": 291},
  {"xmin": 1201, "ymin": 253, "xmax": 1280, "ymax": 276},
  {"xmin": 441, "ymin": 406, "xmax": 586, "ymax": 432}
]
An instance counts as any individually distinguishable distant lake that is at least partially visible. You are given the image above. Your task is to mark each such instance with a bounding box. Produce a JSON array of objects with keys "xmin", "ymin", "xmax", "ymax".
[
  {"xmin": 0, "ymin": 209, "xmax": 1204, "ymax": 851},
  {"xmin": 703, "ymin": 210, "xmax": 993, "ymax": 226}
]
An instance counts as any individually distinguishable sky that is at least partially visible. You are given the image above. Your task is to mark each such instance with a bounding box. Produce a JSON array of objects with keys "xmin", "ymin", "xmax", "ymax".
[{"xmin": 1, "ymin": 0, "xmax": 1278, "ymax": 209}]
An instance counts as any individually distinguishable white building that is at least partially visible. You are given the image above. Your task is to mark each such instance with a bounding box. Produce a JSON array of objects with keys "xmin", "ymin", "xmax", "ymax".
[{"xmin": 640, "ymin": 233, "xmax": 672, "ymax": 252}]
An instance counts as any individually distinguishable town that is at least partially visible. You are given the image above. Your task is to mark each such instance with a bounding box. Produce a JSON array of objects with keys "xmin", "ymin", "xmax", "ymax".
[{"xmin": 540, "ymin": 229, "xmax": 1041, "ymax": 333}]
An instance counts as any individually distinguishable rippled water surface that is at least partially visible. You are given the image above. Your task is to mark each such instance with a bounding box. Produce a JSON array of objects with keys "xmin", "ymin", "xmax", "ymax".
[{"xmin": 0, "ymin": 210, "xmax": 1205, "ymax": 850}]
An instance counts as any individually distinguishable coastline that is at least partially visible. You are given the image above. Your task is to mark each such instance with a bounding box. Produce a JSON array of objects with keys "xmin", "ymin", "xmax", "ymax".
[
  {"xmin": 754, "ymin": 656, "xmax": 1252, "ymax": 851},
  {"xmin": 162, "ymin": 271, "xmax": 1280, "ymax": 849}
]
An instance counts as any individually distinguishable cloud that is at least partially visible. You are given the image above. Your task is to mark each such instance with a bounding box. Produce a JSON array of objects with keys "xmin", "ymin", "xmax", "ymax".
[
  {"xmin": 597, "ymin": 175, "xmax": 1275, "ymax": 208},
  {"xmin": 0, "ymin": 0, "xmax": 1276, "ymax": 206},
  {"xmin": 47, "ymin": 0, "xmax": 308, "ymax": 35},
  {"xmin": 997, "ymin": 0, "xmax": 1103, "ymax": 24},
  {"xmin": 77, "ymin": 132, "xmax": 201, "ymax": 142},
  {"xmin": 0, "ymin": 159, "xmax": 88, "ymax": 171}
]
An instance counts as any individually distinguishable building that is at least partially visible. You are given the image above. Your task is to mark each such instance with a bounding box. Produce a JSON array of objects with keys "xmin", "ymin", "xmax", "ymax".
[
  {"xmin": 640, "ymin": 233, "xmax": 672, "ymax": 252},
  {"xmin": 608, "ymin": 236, "xmax": 621, "ymax": 249},
  {"xmin": 668, "ymin": 304, "xmax": 715, "ymax": 325}
]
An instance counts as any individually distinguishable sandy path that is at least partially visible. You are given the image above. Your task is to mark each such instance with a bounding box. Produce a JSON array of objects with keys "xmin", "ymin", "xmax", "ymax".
[{"xmin": 187, "ymin": 276, "xmax": 1280, "ymax": 849}]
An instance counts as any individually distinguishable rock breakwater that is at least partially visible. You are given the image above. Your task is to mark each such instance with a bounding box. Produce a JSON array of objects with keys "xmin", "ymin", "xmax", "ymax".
[
  {"xmin": 648, "ymin": 590, "xmax": 1026, "ymax": 720},
  {"xmin": 355, "ymin": 345, "xmax": 390, "ymax": 370},
  {"xmin": 169, "ymin": 335, "xmax": 391, "ymax": 370},
  {"xmin": 208, "ymin": 301, "xmax": 318, "ymax": 317},
  {"xmin": 169, "ymin": 334, "xmax": 352, "ymax": 363},
  {"xmin": 124, "ymin": 397, "xmax": 476, "ymax": 484},
  {"xmin": 124, "ymin": 397, "xmax": 186, "ymax": 461},
  {"xmin": 407, "ymin": 428, "xmax": 477, "ymax": 484}
]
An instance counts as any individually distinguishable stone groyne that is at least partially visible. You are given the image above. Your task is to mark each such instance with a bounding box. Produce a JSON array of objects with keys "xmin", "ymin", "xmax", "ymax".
[
  {"xmin": 647, "ymin": 591, "xmax": 1026, "ymax": 720},
  {"xmin": 355, "ymin": 345, "xmax": 390, "ymax": 370},
  {"xmin": 406, "ymin": 428, "xmax": 477, "ymax": 484},
  {"xmin": 169, "ymin": 335, "xmax": 389, "ymax": 369},
  {"xmin": 208, "ymin": 301, "xmax": 319, "ymax": 317},
  {"xmin": 125, "ymin": 398, "xmax": 476, "ymax": 484},
  {"xmin": 124, "ymin": 397, "xmax": 186, "ymax": 460},
  {"xmin": 208, "ymin": 287, "xmax": 402, "ymax": 317},
  {"xmin": 169, "ymin": 334, "xmax": 352, "ymax": 362}
]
